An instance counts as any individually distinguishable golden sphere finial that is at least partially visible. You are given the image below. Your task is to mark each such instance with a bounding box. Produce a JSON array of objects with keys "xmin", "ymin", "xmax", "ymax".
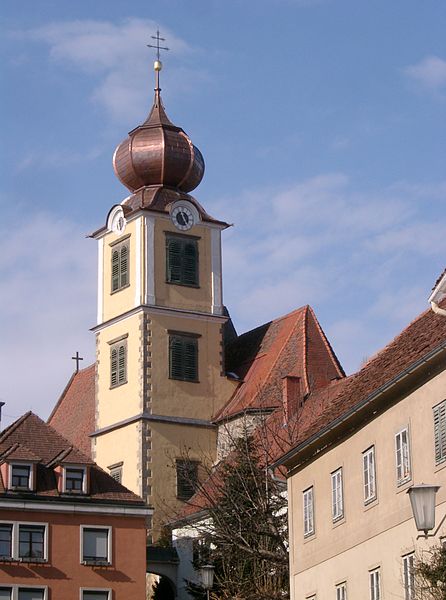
[{"xmin": 154, "ymin": 60, "xmax": 163, "ymax": 72}]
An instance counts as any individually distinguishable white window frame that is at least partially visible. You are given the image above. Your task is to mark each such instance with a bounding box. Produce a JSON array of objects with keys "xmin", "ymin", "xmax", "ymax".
[
  {"xmin": 63, "ymin": 465, "xmax": 87, "ymax": 494},
  {"xmin": 363, "ymin": 446, "xmax": 377, "ymax": 504},
  {"xmin": 0, "ymin": 521, "xmax": 48, "ymax": 562},
  {"xmin": 80, "ymin": 589, "xmax": 111, "ymax": 600},
  {"xmin": 331, "ymin": 468, "xmax": 344, "ymax": 522},
  {"xmin": 336, "ymin": 582, "xmax": 347, "ymax": 600},
  {"xmin": 369, "ymin": 568, "xmax": 381, "ymax": 600},
  {"xmin": 80, "ymin": 525, "xmax": 112, "ymax": 565},
  {"xmin": 8, "ymin": 463, "xmax": 33, "ymax": 491},
  {"xmin": 303, "ymin": 486, "xmax": 314, "ymax": 537},
  {"xmin": 0, "ymin": 585, "xmax": 48, "ymax": 600},
  {"xmin": 403, "ymin": 553, "xmax": 415, "ymax": 600},
  {"xmin": 395, "ymin": 428, "xmax": 411, "ymax": 485}
]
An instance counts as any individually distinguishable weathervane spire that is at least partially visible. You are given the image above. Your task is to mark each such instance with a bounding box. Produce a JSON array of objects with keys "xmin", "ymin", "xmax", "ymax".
[{"xmin": 147, "ymin": 29, "xmax": 169, "ymax": 96}]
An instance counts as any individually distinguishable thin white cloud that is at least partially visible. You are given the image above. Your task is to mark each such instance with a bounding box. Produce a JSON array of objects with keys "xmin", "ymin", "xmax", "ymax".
[
  {"xmin": 0, "ymin": 213, "xmax": 96, "ymax": 428},
  {"xmin": 18, "ymin": 18, "xmax": 202, "ymax": 123},
  {"xmin": 404, "ymin": 55, "xmax": 446, "ymax": 91},
  {"xmin": 214, "ymin": 174, "xmax": 446, "ymax": 368}
]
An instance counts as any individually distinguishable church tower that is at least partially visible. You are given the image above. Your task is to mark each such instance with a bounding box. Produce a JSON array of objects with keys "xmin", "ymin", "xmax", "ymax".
[{"xmin": 90, "ymin": 54, "xmax": 235, "ymax": 537}]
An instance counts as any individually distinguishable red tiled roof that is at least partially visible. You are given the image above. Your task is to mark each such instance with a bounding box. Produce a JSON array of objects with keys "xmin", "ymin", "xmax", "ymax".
[
  {"xmin": 48, "ymin": 364, "xmax": 95, "ymax": 458},
  {"xmin": 215, "ymin": 306, "xmax": 344, "ymax": 421},
  {"xmin": 1, "ymin": 443, "xmax": 41, "ymax": 463},
  {"xmin": 0, "ymin": 413, "xmax": 143, "ymax": 504},
  {"xmin": 279, "ymin": 305, "xmax": 446, "ymax": 466}
]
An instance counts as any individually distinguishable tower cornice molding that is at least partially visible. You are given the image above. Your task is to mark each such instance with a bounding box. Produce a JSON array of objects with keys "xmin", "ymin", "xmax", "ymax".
[{"xmin": 91, "ymin": 303, "xmax": 228, "ymax": 333}]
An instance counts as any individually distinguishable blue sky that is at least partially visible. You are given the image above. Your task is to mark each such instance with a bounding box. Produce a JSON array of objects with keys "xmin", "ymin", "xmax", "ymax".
[{"xmin": 1, "ymin": 0, "xmax": 445, "ymax": 427}]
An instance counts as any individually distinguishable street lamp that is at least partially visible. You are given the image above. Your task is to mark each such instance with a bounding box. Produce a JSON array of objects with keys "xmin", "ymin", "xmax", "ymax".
[
  {"xmin": 200, "ymin": 564, "xmax": 215, "ymax": 600},
  {"xmin": 407, "ymin": 484, "xmax": 441, "ymax": 536}
]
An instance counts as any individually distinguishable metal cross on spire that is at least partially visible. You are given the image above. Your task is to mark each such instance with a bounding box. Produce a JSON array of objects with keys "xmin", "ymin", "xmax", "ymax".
[
  {"xmin": 71, "ymin": 351, "xmax": 84, "ymax": 373},
  {"xmin": 147, "ymin": 29, "xmax": 169, "ymax": 91}
]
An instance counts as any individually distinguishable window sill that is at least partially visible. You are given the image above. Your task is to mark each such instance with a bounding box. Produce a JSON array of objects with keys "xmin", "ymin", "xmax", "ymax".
[
  {"xmin": 396, "ymin": 477, "xmax": 413, "ymax": 493},
  {"xmin": 303, "ymin": 532, "xmax": 316, "ymax": 543},
  {"xmin": 364, "ymin": 496, "xmax": 379, "ymax": 511},
  {"xmin": 434, "ymin": 459, "xmax": 446, "ymax": 473},
  {"xmin": 332, "ymin": 515, "xmax": 345, "ymax": 528},
  {"xmin": 82, "ymin": 560, "xmax": 111, "ymax": 567},
  {"xmin": 110, "ymin": 283, "xmax": 130, "ymax": 295},
  {"xmin": 20, "ymin": 557, "xmax": 47, "ymax": 564},
  {"xmin": 169, "ymin": 377, "xmax": 200, "ymax": 384},
  {"xmin": 165, "ymin": 280, "xmax": 200, "ymax": 289},
  {"xmin": 110, "ymin": 381, "xmax": 128, "ymax": 390}
]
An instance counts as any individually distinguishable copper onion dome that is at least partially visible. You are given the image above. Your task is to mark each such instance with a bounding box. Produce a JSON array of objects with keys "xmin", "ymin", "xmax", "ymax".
[{"xmin": 113, "ymin": 80, "xmax": 205, "ymax": 193}]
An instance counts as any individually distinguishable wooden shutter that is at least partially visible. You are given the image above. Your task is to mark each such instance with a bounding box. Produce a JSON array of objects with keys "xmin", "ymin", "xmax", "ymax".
[
  {"xmin": 183, "ymin": 338, "xmax": 198, "ymax": 381},
  {"xmin": 118, "ymin": 344, "xmax": 126, "ymax": 384},
  {"xmin": 183, "ymin": 241, "xmax": 198, "ymax": 285},
  {"xmin": 110, "ymin": 348, "xmax": 118, "ymax": 386},
  {"xmin": 167, "ymin": 238, "xmax": 182, "ymax": 283},
  {"xmin": 433, "ymin": 401, "xmax": 446, "ymax": 463},
  {"xmin": 177, "ymin": 460, "xmax": 198, "ymax": 500},
  {"xmin": 120, "ymin": 244, "xmax": 129, "ymax": 287},
  {"xmin": 111, "ymin": 250, "xmax": 119, "ymax": 292},
  {"xmin": 169, "ymin": 336, "xmax": 184, "ymax": 379}
]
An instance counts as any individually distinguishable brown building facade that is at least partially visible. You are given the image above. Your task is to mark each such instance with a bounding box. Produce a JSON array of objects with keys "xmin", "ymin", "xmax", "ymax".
[{"xmin": 0, "ymin": 413, "xmax": 151, "ymax": 600}]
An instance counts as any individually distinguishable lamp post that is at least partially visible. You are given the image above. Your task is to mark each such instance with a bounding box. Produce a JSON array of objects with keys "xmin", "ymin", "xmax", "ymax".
[
  {"xmin": 407, "ymin": 484, "xmax": 441, "ymax": 537},
  {"xmin": 200, "ymin": 564, "xmax": 215, "ymax": 600}
]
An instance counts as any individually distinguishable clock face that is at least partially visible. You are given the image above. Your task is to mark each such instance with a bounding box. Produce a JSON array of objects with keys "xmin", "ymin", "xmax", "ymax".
[{"xmin": 171, "ymin": 205, "xmax": 195, "ymax": 231}]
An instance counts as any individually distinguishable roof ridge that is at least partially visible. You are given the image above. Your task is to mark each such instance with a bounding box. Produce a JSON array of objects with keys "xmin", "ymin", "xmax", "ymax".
[
  {"xmin": 234, "ymin": 306, "xmax": 307, "ymax": 343},
  {"xmin": 0, "ymin": 411, "xmax": 32, "ymax": 444}
]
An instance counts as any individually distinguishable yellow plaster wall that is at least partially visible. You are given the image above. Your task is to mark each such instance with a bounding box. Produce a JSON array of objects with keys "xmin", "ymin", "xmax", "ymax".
[
  {"xmin": 102, "ymin": 218, "xmax": 141, "ymax": 323},
  {"xmin": 154, "ymin": 219, "xmax": 213, "ymax": 313},
  {"xmin": 149, "ymin": 421, "xmax": 217, "ymax": 535},
  {"xmin": 96, "ymin": 313, "xmax": 144, "ymax": 429},
  {"xmin": 287, "ymin": 369, "xmax": 446, "ymax": 600},
  {"xmin": 149, "ymin": 313, "xmax": 236, "ymax": 420},
  {"xmin": 93, "ymin": 422, "xmax": 143, "ymax": 497}
]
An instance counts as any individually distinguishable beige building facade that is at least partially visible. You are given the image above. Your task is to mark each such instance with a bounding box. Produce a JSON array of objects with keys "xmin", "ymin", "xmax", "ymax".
[{"xmin": 280, "ymin": 305, "xmax": 446, "ymax": 600}]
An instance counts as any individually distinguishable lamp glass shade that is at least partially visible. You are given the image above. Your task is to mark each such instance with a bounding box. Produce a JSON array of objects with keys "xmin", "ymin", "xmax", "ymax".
[
  {"xmin": 200, "ymin": 564, "xmax": 215, "ymax": 590},
  {"xmin": 407, "ymin": 484, "xmax": 440, "ymax": 533}
]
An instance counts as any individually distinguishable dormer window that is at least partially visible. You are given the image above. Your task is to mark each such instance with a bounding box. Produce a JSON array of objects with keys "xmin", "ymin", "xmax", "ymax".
[
  {"xmin": 64, "ymin": 467, "xmax": 86, "ymax": 494},
  {"xmin": 10, "ymin": 465, "xmax": 32, "ymax": 490}
]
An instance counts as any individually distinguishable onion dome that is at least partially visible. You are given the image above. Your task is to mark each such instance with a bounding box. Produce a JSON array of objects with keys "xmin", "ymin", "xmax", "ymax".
[{"xmin": 113, "ymin": 85, "xmax": 205, "ymax": 193}]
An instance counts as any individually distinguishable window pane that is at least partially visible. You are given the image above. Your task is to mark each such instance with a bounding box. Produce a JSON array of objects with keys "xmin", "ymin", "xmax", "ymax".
[
  {"xmin": 66, "ymin": 469, "xmax": 84, "ymax": 492},
  {"xmin": 0, "ymin": 588, "xmax": 11, "ymax": 600},
  {"xmin": 0, "ymin": 525, "xmax": 12, "ymax": 557},
  {"xmin": 83, "ymin": 592, "xmax": 109, "ymax": 600},
  {"xmin": 19, "ymin": 525, "xmax": 45, "ymax": 559},
  {"xmin": 18, "ymin": 589, "xmax": 45, "ymax": 600},
  {"xmin": 12, "ymin": 465, "xmax": 31, "ymax": 488},
  {"xmin": 83, "ymin": 528, "xmax": 109, "ymax": 561}
]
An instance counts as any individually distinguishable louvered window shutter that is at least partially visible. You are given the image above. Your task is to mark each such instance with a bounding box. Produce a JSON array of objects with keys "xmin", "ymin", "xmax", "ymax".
[
  {"xmin": 120, "ymin": 245, "xmax": 128, "ymax": 287},
  {"xmin": 167, "ymin": 239, "xmax": 182, "ymax": 283},
  {"xmin": 170, "ymin": 337, "xmax": 184, "ymax": 380},
  {"xmin": 434, "ymin": 401, "xmax": 446, "ymax": 463},
  {"xmin": 110, "ymin": 348, "xmax": 118, "ymax": 387},
  {"xmin": 183, "ymin": 241, "xmax": 198, "ymax": 285},
  {"xmin": 184, "ymin": 339, "xmax": 198, "ymax": 381},
  {"xmin": 111, "ymin": 250, "xmax": 119, "ymax": 292},
  {"xmin": 118, "ymin": 344, "xmax": 126, "ymax": 384}
]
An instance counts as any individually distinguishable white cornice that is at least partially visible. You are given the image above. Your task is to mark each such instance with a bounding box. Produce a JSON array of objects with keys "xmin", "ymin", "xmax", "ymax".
[
  {"xmin": 91, "ymin": 304, "xmax": 227, "ymax": 333},
  {"xmin": 0, "ymin": 498, "xmax": 152, "ymax": 517}
]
